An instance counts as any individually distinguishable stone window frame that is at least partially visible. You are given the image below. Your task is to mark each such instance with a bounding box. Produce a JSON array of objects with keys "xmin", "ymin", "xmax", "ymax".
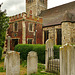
[
  {"xmin": 28, "ymin": 22, "xmax": 34, "ymax": 32},
  {"xmin": 13, "ymin": 22, "xmax": 18, "ymax": 32},
  {"xmin": 27, "ymin": 38, "xmax": 33, "ymax": 44}
]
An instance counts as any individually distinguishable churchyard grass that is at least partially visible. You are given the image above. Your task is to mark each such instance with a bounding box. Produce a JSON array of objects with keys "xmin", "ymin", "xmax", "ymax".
[
  {"xmin": 0, "ymin": 59, "xmax": 27, "ymax": 75},
  {"xmin": 0, "ymin": 59, "xmax": 59, "ymax": 75}
]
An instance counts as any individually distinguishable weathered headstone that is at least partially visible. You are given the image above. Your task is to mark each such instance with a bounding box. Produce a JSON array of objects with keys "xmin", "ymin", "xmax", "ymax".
[
  {"xmin": 60, "ymin": 43, "xmax": 75, "ymax": 75},
  {"xmin": 7, "ymin": 36, "xmax": 11, "ymax": 51},
  {"xmin": 45, "ymin": 39, "xmax": 54, "ymax": 71},
  {"xmin": 6, "ymin": 51, "xmax": 20, "ymax": 75},
  {"xmin": 27, "ymin": 51, "xmax": 38, "ymax": 75}
]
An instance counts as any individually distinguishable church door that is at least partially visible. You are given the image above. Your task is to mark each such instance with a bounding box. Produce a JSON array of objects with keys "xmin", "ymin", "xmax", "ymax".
[{"xmin": 12, "ymin": 39, "xmax": 18, "ymax": 50}]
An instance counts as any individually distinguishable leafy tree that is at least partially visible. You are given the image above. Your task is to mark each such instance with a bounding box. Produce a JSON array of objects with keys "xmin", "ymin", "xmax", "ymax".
[{"xmin": 0, "ymin": 6, "xmax": 9, "ymax": 47}]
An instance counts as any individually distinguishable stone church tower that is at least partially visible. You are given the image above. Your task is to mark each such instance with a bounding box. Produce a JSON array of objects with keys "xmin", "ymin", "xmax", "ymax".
[{"xmin": 26, "ymin": 0, "xmax": 47, "ymax": 16}]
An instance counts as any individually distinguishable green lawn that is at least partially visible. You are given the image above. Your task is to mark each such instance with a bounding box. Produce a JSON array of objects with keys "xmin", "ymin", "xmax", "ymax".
[{"xmin": 0, "ymin": 59, "xmax": 59, "ymax": 75}]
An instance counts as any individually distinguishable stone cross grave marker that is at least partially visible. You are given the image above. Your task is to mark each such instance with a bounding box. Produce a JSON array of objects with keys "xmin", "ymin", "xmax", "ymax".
[
  {"xmin": 45, "ymin": 39, "xmax": 54, "ymax": 71},
  {"xmin": 7, "ymin": 36, "xmax": 11, "ymax": 51},
  {"xmin": 27, "ymin": 51, "xmax": 38, "ymax": 75},
  {"xmin": 4, "ymin": 36, "xmax": 11, "ymax": 70}
]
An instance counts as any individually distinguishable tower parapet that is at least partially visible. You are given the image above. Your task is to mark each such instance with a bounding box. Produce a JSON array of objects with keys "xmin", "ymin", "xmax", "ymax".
[{"xmin": 9, "ymin": 11, "xmax": 43, "ymax": 24}]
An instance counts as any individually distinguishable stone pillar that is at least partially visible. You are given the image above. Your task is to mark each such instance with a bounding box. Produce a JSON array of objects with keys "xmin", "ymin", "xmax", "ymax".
[
  {"xmin": 6, "ymin": 51, "xmax": 20, "ymax": 75},
  {"xmin": 43, "ymin": 30, "xmax": 44, "ymax": 44},
  {"xmin": 7, "ymin": 36, "xmax": 11, "ymax": 51},
  {"xmin": 22, "ymin": 21, "xmax": 26, "ymax": 44},
  {"xmin": 27, "ymin": 51, "xmax": 38, "ymax": 75},
  {"xmin": 60, "ymin": 43, "xmax": 75, "ymax": 75},
  {"xmin": 45, "ymin": 39, "xmax": 54, "ymax": 71},
  {"xmin": 55, "ymin": 29, "xmax": 57, "ymax": 45}
]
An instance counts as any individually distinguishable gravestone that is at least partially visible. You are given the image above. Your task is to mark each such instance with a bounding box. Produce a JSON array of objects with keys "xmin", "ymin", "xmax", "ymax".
[
  {"xmin": 27, "ymin": 51, "xmax": 38, "ymax": 75},
  {"xmin": 60, "ymin": 43, "xmax": 75, "ymax": 75},
  {"xmin": 6, "ymin": 51, "xmax": 20, "ymax": 75},
  {"xmin": 45, "ymin": 39, "xmax": 54, "ymax": 71}
]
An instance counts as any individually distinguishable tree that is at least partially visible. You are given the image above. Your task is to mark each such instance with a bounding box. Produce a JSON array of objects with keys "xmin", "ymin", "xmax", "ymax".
[{"xmin": 0, "ymin": 3, "xmax": 9, "ymax": 47}]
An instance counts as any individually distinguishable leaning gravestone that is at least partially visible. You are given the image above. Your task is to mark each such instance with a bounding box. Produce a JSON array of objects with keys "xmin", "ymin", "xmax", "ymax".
[
  {"xmin": 6, "ymin": 51, "xmax": 20, "ymax": 75},
  {"xmin": 27, "ymin": 51, "xmax": 38, "ymax": 75},
  {"xmin": 45, "ymin": 39, "xmax": 54, "ymax": 71}
]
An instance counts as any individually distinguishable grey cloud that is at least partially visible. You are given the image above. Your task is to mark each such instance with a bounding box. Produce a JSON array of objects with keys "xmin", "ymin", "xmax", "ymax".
[{"xmin": 2, "ymin": 0, "xmax": 26, "ymax": 16}]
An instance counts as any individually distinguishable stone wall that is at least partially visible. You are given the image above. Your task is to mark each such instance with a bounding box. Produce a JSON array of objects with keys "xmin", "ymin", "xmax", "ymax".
[
  {"xmin": 72, "ymin": 23, "xmax": 75, "ymax": 44},
  {"xmin": 62, "ymin": 22, "xmax": 75, "ymax": 45},
  {"xmin": 43, "ymin": 25, "xmax": 61, "ymax": 45}
]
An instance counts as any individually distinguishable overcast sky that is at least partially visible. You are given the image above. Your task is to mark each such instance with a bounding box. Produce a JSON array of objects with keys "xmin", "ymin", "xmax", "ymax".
[{"xmin": 0, "ymin": 0, "xmax": 74, "ymax": 16}]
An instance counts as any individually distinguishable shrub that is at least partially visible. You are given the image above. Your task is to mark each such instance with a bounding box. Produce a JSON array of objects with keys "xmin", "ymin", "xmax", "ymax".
[
  {"xmin": 54, "ymin": 45, "xmax": 61, "ymax": 59},
  {"xmin": 0, "ymin": 67, "xmax": 6, "ymax": 72},
  {"xmin": 0, "ymin": 47, "xmax": 2, "ymax": 60},
  {"xmin": 14, "ymin": 44, "xmax": 45, "ymax": 63},
  {"xmin": 15, "ymin": 44, "xmax": 61, "ymax": 63}
]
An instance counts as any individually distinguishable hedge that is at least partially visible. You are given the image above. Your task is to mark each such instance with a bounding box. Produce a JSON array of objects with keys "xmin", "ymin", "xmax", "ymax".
[
  {"xmin": 54, "ymin": 45, "xmax": 61, "ymax": 59},
  {"xmin": 14, "ymin": 44, "xmax": 45, "ymax": 63},
  {"xmin": 14, "ymin": 44, "xmax": 61, "ymax": 63},
  {"xmin": 0, "ymin": 47, "xmax": 2, "ymax": 60}
]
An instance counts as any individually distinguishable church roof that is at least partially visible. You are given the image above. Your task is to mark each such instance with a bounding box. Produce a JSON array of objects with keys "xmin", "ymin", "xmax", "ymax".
[{"xmin": 39, "ymin": 1, "xmax": 75, "ymax": 26}]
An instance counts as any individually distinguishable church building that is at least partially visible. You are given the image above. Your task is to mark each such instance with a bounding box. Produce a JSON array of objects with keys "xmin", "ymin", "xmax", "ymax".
[{"xmin": 4, "ymin": 0, "xmax": 75, "ymax": 51}]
